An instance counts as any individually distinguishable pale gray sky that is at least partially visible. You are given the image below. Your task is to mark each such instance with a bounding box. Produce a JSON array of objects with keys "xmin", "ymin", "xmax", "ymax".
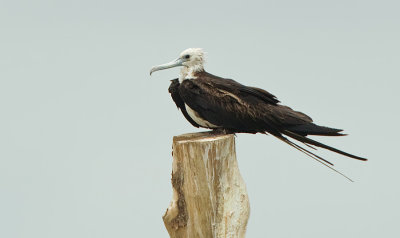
[{"xmin": 1, "ymin": 0, "xmax": 399, "ymax": 237}]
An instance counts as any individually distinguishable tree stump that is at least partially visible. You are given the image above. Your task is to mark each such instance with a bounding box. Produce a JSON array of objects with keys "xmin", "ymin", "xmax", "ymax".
[{"xmin": 163, "ymin": 132, "xmax": 250, "ymax": 238}]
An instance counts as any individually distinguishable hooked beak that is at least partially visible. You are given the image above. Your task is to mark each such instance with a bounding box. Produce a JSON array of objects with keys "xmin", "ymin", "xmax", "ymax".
[{"xmin": 150, "ymin": 58, "xmax": 184, "ymax": 76}]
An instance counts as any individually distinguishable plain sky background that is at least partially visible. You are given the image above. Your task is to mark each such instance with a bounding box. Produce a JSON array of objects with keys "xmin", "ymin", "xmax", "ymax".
[{"xmin": 1, "ymin": 0, "xmax": 399, "ymax": 237}]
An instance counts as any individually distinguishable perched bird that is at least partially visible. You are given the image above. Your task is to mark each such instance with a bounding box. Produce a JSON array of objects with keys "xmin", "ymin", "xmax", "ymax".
[{"xmin": 150, "ymin": 48, "xmax": 366, "ymax": 178}]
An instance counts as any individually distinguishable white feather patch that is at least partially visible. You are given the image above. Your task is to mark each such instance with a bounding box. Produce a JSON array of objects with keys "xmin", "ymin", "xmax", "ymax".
[{"xmin": 185, "ymin": 104, "xmax": 218, "ymax": 128}]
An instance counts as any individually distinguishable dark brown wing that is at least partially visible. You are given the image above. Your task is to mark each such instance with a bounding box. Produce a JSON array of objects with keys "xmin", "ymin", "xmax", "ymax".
[
  {"xmin": 176, "ymin": 72, "xmax": 366, "ymax": 163},
  {"xmin": 193, "ymin": 72, "xmax": 344, "ymax": 136},
  {"xmin": 168, "ymin": 79, "xmax": 200, "ymax": 128},
  {"xmin": 197, "ymin": 72, "xmax": 280, "ymax": 105},
  {"xmin": 179, "ymin": 73, "xmax": 312, "ymax": 134}
]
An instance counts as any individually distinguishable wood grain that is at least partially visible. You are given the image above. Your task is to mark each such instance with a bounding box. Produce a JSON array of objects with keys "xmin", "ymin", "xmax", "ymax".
[{"xmin": 163, "ymin": 132, "xmax": 250, "ymax": 238}]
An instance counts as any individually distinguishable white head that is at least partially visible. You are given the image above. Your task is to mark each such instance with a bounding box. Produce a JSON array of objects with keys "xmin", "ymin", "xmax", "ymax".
[
  {"xmin": 178, "ymin": 48, "xmax": 205, "ymax": 72},
  {"xmin": 150, "ymin": 48, "xmax": 205, "ymax": 79}
]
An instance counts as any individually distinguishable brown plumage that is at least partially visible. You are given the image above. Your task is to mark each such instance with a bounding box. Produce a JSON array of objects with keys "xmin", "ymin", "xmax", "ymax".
[{"xmin": 169, "ymin": 71, "xmax": 366, "ymax": 163}]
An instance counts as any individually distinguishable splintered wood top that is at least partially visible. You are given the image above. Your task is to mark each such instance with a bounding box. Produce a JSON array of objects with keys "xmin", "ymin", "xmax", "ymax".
[{"xmin": 173, "ymin": 131, "xmax": 234, "ymax": 144}]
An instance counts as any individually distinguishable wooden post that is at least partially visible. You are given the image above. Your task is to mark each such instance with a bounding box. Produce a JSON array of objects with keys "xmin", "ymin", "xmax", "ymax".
[{"xmin": 163, "ymin": 132, "xmax": 250, "ymax": 238}]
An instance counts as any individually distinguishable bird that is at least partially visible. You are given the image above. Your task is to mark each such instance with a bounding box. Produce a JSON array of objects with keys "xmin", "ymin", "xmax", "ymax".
[{"xmin": 150, "ymin": 48, "xmax": 366, "ymax": 179}]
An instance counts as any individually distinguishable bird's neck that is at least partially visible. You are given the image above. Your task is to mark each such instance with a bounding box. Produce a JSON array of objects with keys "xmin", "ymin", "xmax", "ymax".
[{"xmin": 179, "ymin": 65, "xmax": 204, "ymax": 83}]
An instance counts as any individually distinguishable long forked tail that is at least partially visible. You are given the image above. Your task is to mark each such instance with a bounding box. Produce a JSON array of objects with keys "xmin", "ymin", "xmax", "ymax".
[
  {"xmin": 275, "ymin": 135, "xmax": 355, "ymax": 181},
  {"xmin": 283, "ymin": 130, "xmax": 367, "ymax": 161}
]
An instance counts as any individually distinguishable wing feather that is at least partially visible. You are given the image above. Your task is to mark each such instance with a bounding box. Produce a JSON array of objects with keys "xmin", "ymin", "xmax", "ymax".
[{"xmin": 179, "ymin": 72, "xmax": 313, "ymax": 134}]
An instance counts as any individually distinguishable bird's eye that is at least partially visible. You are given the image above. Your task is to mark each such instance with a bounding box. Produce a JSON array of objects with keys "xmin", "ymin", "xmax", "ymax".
[{"xmin": 184, "ymin": 54, "xmax": 190, "ymax": 59}]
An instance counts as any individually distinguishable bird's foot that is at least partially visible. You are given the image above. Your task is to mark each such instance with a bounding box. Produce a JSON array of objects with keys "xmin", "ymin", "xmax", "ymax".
[{"xmin": 210, "ymin": 128, "xmax": 235, "ymax": 135}]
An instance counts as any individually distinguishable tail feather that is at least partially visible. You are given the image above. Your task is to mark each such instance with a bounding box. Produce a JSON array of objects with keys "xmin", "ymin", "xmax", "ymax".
[
  {"xmin": 276, "ymin": 135, "xmax": 354, "ymax": 182},
  {"xmin": 276, "ymin": 136, "xmax": 334, "ymax": 166},
  {"xmin": 287, "ymin": 123, "xmax": 345, "ymax": 136},
  {"xmin": 283, "ymin": 130, "xmax": 367, "ymax": 161}
]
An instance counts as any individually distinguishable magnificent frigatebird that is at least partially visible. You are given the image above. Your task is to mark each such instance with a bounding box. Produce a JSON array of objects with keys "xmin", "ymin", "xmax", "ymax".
[{"xmin": 150, "ymin": 48, "xmax": 366, "ymax": 178}]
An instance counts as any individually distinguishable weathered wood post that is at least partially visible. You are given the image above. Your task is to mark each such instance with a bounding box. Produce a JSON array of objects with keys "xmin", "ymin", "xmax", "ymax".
[{"xmin": 163, "ymin": 132, "xmax": 250, "ymax": 238}]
